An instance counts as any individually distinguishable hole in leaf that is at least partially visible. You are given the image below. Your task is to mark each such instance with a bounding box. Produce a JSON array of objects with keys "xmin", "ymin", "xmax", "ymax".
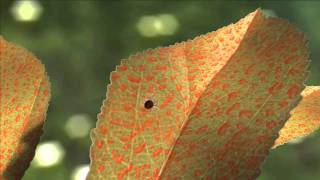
[{"xmin": 144, "ymin": 100, "xmax": 154, "ymax": 109}]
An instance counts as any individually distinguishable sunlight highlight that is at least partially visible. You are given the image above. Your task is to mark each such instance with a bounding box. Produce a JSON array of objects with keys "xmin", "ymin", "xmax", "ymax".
[
  {"xmin": 32, "ymin": 141, "xmax": 65, "ymax": 168},
  {"xmin": 136, "ymin": 14, "xmax": 179, "ymax": 37},
  {"xmin": 10, "ymin": 0, "xmax": 43, "ymax": 22},
  {"xmin": 64, "ymin": 114, "xmax": 92, "ymax": 138},
  {"xmin": 72, "ymin": 164, "xmax": 90, "ymax": 180}
]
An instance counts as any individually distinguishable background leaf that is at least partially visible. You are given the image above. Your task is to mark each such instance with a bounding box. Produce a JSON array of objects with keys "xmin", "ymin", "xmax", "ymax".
[
  {"xmin": 0, "ymin": 37, "xmax": 51, "ymax": 179},
  {"xmin": 274, "ymin": 86, "xmax": 320, "ymax": 148},
  {"xmin": 89, "ymin": 9, "xmax": 309, "ymax": 179}
]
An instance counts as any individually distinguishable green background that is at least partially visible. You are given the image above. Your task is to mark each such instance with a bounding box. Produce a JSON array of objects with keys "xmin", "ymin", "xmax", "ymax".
[{"xmin": 1, "ymin": 0, "xmax": 319, "ymax": 180}]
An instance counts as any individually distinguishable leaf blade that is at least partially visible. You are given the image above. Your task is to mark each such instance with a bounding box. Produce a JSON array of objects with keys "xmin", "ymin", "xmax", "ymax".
[
  {"xmin": 273, "ymin": 86, "xmax": 320, "ymax": 148},
  {"xmin": 0, "ymin": 37, "xmax": 51, "ymax": 179},
  {"xmin": 159, "ymin": 10, "xmax": 309, "ymax": 179},
  {"xmin": 89, "ymin": 9, "xmax": 310, "ymax": 180},
  {"xmin": 88, "ymin": 10, "xmax": 259, "ymax": 179}
]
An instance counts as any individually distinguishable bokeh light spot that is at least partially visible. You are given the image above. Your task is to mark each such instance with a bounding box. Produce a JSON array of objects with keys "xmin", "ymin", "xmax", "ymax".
[
  {"xmin": 261, "ymin": 9, "xmax": 277, "ymax": 18},
  {"xmin": 72, "ymin": 164, "xmax": 90, "ymax": 180},
  {"xmin": 64, "ymin": 114, "xmax": 92, "ymax": 138},
  {"xmin": 136, "ymin": 14, "xmax": 179, "ymax": 37},
  {"xmin": 10, "ymin": 0, "xmax": 43, "ymax": 22},
  {"xmin": 32, "ymin": 141, "xmax": 65, "ymax": 168},
  {"xmin": 157, "ymin": 14, "xmax": 179, "ymax": 35}
]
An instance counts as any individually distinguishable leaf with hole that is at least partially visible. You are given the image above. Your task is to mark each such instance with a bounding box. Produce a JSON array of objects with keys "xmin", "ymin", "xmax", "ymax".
[{"xmin": 88, "ymin": 9, "xmax": 315, "ymax": 179}]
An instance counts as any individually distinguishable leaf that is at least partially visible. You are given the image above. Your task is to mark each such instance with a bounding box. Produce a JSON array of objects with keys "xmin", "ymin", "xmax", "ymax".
[
  {"xmin": 273, "ymin": 86, "xmax": 320, "ymax": 148},
  {"xmin": 0, "ymin": 37, "xmax": 51, "ymax": 179},
  {"xmin": 88, "ymin": 9, "xmax": 309, "ymax": 179}
]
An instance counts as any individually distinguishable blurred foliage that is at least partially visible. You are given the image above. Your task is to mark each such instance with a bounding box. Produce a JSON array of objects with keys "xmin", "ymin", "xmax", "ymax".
[{"xmin": 1, "ymin": 0, "xmax": 319, "ymax": 180}]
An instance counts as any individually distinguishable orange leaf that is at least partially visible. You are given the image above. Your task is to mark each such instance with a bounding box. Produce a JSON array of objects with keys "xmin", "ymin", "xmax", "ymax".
[
  {"xmin": 0, "ymin": 37, "xmax": 51, "ymax": 179},
  {"xmin": 274, "ymin": 86, "xmax": 320, "ymax": 148},
  {"xmin": 88, "ymin": 9, "xmax": 309, "ymax": 179}
]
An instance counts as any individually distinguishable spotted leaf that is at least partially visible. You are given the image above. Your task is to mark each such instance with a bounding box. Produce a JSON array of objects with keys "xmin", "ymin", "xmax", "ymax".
[
  {"xmin": 0, "ymin": 37, "xmax": 51, "ymax": 179},
  {"xmin": 88, "ymin": 9, "xmax": 309, "ymax": 179},
  {"xmin": 273, "ymin": 86, "xmax": 320, "ymax": 148}
]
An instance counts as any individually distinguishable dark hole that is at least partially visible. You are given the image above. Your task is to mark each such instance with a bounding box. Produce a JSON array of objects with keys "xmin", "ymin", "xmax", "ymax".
[{"xmin": 144, "ymin": 100, "xmax": 154, "ymax": 109}]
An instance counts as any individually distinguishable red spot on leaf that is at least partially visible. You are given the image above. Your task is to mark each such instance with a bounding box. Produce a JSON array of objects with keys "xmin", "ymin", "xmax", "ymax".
[
  {"xmin": 112, "ymin": 150, "xmax": 125, "ymax": 164},
  {"xmin": 118, "ymin": 65, "xmax": 128, "ymax": 71},
  {"xmin": 134, "ymin": 143, "xmax": 146, "ymax": 154},
  {"xmin": 96, "ymin": 165, "xmax": 105, "ymax": 174},
  {"xmin": 239, "ymin": 110, "xmax": 254, "ymax": 118},
  {"xmin": 127, "ymin": 75, "xmax": 141, "ymax": 83},
  {"xmin": 228, "ymin": 91, "xmax": 239, "ymax": 101},
  {"xmin": 217, "ymin": 121, "xmax": 230, "ymax": 136},
  {"xmin": 176, "ymin": 84, "xmax": 182, "ymax": 91},
  {"xmin": 117, "ymin": 164, "xmax": 134, "ymax": 180},
  {"xmin": 95, "ymin": 140, "xmax": 104, "ymax": 149},
  {"xmin": 160, "ymin": 94, "xmax": 174, "ymax": 109},
  {"xmin": 287, "ymin": 85, "xmax": 300, "ymax": 99},
  {"xmin": 268, "ymin": 82, "xmax": 283, "ymax": 94}
]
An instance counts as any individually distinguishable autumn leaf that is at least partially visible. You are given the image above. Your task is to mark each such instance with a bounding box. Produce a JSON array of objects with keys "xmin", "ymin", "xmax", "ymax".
[
  {"xmin": 0, "ymin": 37, "xmax": 51, "ymax": 179},
  {"xmin": 273, "ymin": 86, "xmax": 320, "ymax": 148},
  {"xmin": 88, "ymin": 9, "xmax": 310, "ymax": 179}
]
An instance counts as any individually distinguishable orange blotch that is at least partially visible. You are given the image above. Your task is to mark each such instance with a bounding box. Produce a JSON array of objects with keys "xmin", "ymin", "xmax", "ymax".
[
  {"xmin": 145, "ymin": 75, "xmax": 154, "ymax": 82},
  {"xmin": 287, "ymin": 85, "xmax": 300, "ymax": 99},
  {"xmin": 217, "ymin": 121, "xmax": 230, "ymax": 136},
  {"xmin": 127, "ymin": 75, "xmax": 141, "ymax": 83},
  {"xmin": 134, "ymin": 143, "xmax": 146, "ymax": 154},
  {"xmin": 112, "ymin": 150, "xmax": 125, "ymax": 164},
  {"xmin": 152, "ymin": 148, "xmax": 163, "ymax": 158},
  {"xmin": 123, "ymin": 144, "xmax": 130, "ymax": 150},
  {"xmin": 226, "ymin": 103, "xmax": 240, "ymax": 115},
  {"xmin": 166, "ymin": 110, "xmax": 173, "ymax": 116},
  {"xmin": 227, "ymin": 91, "xmax": 239, "ymax": 101},
  {"xmin": 143, "ymin": 119, "xmax": 154, "ymax": 128},
  {"xmin": 239, "ymin": 79, "xmax": 247, "ymax": 85},
  {"xmin": 155, "ymin": 64, "xmax": 167, "ymax": 71},
  {"xmin": 196, "ymin": 125, "xmax": 209, "ymax": 134},
  {"xmin": 34, "ymin": 89, "xmax": 39, "ymax": 96},
  {"xmin": 176, "ymin": 84, "xmax": 182, "ymax": 91},
  {"xmin": 96, "ymin": 165, "xmax": 105, "ymax": 174},
  {"xmin": 120, "ymin": 130, "xmax": 139, "ymax": 142},
  {"xmin": 120, "ymin": 84, "xmax": 127, "ymax": 91},
  {"xmin": 134, "ymin": 164, "xmax": 151, "ymax": 178},
  {"xmin": 139, "ymin": 65, "xmax": 145, "ymax": 71},
  {"xmin": 95, "ymin": 140, "xmax": 104, "ymax": 149},
  {"xmin": 117, "ymin": 164, "xmax": 134, "ymax": 180},
  {"xmin": 222, "ymin": 83, "xmax": 230, "ymax": 90},
  {"xmin": 266, "ymin": 120, "xmax": 278, "ymax": 129},
  {"xmin": 147, "ymin": 57, "xmax": 156, "ymax": 62},
  {"xmin": 111, "ymin": 72, "xmax": 120, "ymax": 80},
  {"xmin": 268, "ymin": 82, "xmax": 283, "ymax": 94},
  {"xmin": 147, "ymin": 86, "xmax": 155, "ymax": 93},
  {"xmin": 176, "ymin": 102, "xmax": 182, "ymax": 109},
  {"xmin": 239, "ymin": 110, "xmax": 253, "ymax": 118},
  {"xmin": 118, "ymin": 65, "xmax": 128, "ymax": 71},
  {"xmin": 284, "ymin": 55, "xmax": 297, "ymax": 64},
  {"xmin": 160, "ymin": 94, "xmax": 174, "ymax": 109},
  {"xmin": 279, "ymin": 100, "xmax": 288, "ymax": 108},
  {"xmin": 194, "ymin": 169, "xmax": 202, "ymax": 177},
  {"xmin": 123, "ymin": 104, "xmax": 133, "ymax": 112},
  {"xmin": 15, "ymin": 115, "xmax": 21, "ymax": 122},
  {"xmin": 245, "ymin": 64, "xmax": 255, "ymax": 75},
  {"xmin": 265, "ymin": 109, "xmax": 274, "ymax": 116},
  {"xmin": 159, "ymin": 85, "xmax": 166, "ymax": 91},
  {"xmin": 153, "ymin": 168, "xmax": 159, "ymax": 178}
]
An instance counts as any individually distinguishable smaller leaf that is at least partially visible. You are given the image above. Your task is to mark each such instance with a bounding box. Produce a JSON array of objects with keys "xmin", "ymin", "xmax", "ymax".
[
  {"xmin": 0, "ymin": 36, "xmax": 51, "ymax": 179},
  {"xmin": 274, "ymin": 86, "xmax": 320, "ymax": 148}
]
